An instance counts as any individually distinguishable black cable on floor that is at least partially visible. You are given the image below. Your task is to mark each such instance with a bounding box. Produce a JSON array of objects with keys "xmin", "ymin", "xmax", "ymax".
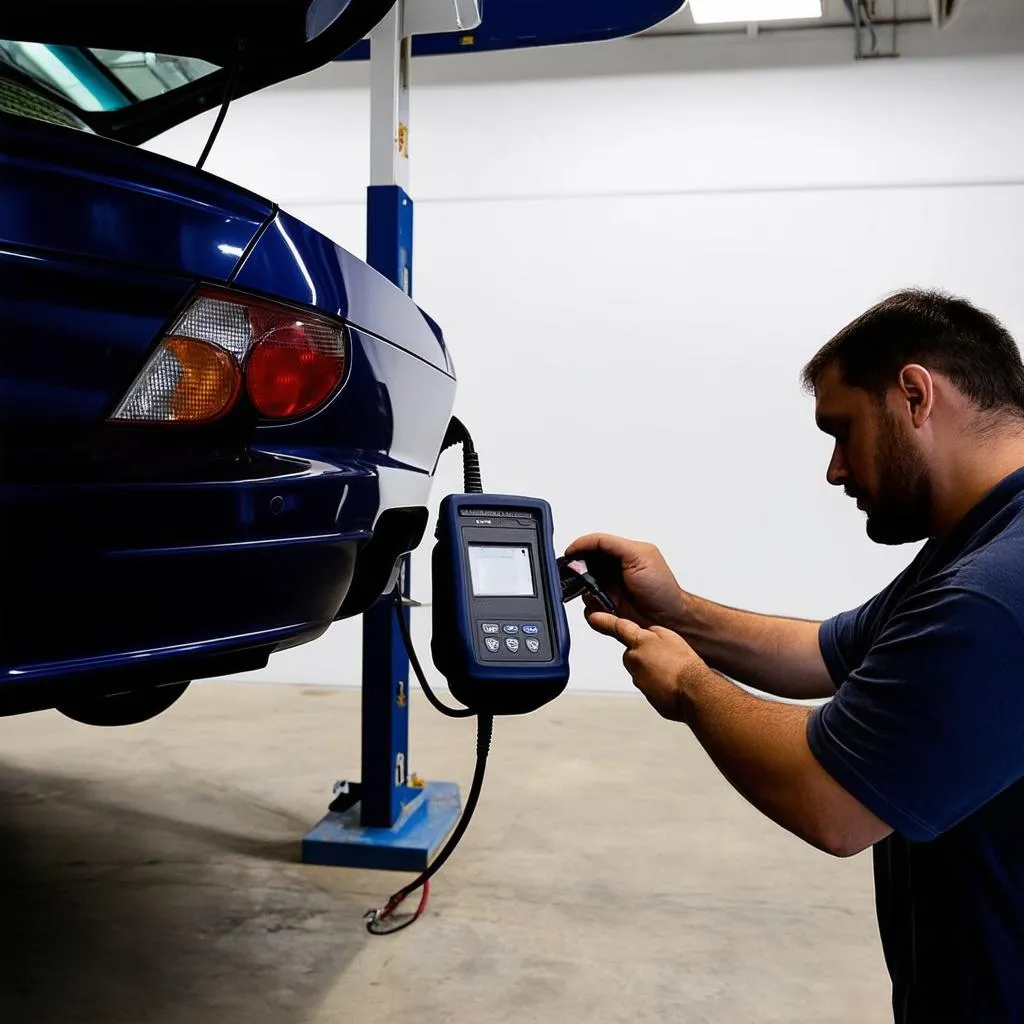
[{"xmin": 365, "ymin": 710, "xmax": 493, "ymax": 935}]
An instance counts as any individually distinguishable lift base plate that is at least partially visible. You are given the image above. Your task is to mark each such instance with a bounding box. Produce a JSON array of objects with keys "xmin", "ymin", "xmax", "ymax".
[{"xmin": 301, "ymin": 781, "xmax": 461, "ymax": 871}]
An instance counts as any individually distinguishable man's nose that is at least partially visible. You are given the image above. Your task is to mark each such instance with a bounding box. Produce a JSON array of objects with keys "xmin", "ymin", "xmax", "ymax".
[{"xmin": 826, "ymin": 445, "xmax": 848, "ymax": 487}]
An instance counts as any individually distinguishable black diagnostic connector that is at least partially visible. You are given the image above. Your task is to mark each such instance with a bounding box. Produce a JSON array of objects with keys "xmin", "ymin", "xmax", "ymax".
[{"xmin": 557, "ymin": 551, "xmax": 622, "ymax": 614}]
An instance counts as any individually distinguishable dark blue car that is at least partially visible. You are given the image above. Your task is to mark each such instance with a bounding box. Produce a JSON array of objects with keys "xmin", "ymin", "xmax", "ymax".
[{"xmin": 0, "ymin": 2, "xmax": 457, "ymax": 725}]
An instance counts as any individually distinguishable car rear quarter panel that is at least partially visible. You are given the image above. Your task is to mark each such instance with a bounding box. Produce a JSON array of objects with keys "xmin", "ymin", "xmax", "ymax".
[
  {"xmin": 232, "ymin": 210, "xmax": 454, "ymax": 377},
  {"xmin": 234, "ymin": 210, "xmax": 457, "ymax": 481}
]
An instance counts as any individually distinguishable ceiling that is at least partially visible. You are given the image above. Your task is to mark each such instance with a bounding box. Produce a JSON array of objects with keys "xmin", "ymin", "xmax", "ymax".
[{"xmin": 282, "ymin": 0, "xmax": 1024, "ymax": 89}]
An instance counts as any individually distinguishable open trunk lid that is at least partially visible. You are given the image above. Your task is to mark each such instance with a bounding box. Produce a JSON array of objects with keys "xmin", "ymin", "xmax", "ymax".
[{"xmin": 0, "ymin": 0, "xmax": 397, "ymax": 143}]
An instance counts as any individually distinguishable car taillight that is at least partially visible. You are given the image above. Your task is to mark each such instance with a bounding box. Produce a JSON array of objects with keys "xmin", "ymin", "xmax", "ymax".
[
  {"xmin": 110, "ymin": 288, "xmax": 348, "ymax": 424},
  {"xmin": 247, "ymin": 320, "xmax": 347, "ymax": 419}
]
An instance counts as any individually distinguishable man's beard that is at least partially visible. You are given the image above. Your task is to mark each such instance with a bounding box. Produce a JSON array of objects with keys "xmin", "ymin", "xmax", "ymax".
[{"xmin": 862, "ymin": 410, "xmax": 933, "ymax": 545}]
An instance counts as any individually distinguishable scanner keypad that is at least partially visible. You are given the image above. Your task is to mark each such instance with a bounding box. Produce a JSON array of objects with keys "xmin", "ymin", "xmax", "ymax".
[{"xmin": 478, "ymin": 621, "xmax": 547, "ymax": 659}]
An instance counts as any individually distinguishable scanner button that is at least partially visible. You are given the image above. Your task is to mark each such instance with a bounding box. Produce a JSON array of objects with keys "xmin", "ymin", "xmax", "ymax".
[
  {"xmin": 485, "ymin": 637, "xmax": 501, "ymax": 653},
  {"xmin": 481, "ymin": 623, "xmax": 500, "ymax": 634},
  {"xmin": 526, "ymin": 638, "xmax": 541, "ymax": 654},
  {"xmin": 505, "ymin": 638, "xmax": 520, "ymax": 653},
  {"xmin": 522, "ymin": 624, "xmax": 540, "ymax": 635},
  {"xmin": 502, "ymin": 624, "xmax": 519, "ymax": 634}
]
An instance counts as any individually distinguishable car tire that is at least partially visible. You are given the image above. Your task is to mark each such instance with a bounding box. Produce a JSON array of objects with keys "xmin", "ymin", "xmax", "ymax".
[{"xmin": 56, "ymin": 681, "xmax": 190, "ymax": 727}]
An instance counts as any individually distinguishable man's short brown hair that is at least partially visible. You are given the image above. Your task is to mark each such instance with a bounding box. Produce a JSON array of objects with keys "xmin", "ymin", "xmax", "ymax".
[{"xmin": 802, "ymin": 290, "xmax": 1024, "ymax": 417}]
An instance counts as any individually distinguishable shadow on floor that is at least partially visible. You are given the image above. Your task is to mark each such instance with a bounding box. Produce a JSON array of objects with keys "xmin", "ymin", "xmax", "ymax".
[{"xmin": 0, "ymin": 762, "xmax": 371, "ymax": 1024}]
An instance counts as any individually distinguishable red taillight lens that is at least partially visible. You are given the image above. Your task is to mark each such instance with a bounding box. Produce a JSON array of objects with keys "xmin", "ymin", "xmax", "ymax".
[
  {"xmin": 246, "ymin": 322, "xmax": 346, "ymax": 419},
  {"xmin": 110, "ymin": 288, "xmax": 348, "ymax": 424}
]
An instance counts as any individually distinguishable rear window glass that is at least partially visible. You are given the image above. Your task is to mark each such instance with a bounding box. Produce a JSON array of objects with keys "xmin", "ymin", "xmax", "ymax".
[
  {"xmin": 0, "ymin": 74, "xmax": 93, "ymax": 130},
  {"xmin": 0, "ymin": 42, "xmax": 218, "ymax": 114}
]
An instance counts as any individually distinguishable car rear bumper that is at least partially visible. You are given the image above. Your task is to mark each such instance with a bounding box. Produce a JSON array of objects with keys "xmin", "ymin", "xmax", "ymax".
[
  {"xmin": 0, "ymin": 456, "xmax": 385, "ymax": 710},
  {"xmin": 0, "ymin": 536, "xmax": 359, "ymax": 715}
]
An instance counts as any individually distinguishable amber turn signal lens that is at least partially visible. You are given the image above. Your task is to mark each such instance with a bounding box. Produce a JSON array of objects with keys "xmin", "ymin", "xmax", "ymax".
[
  {"xmin": 165, "ymin": 337, "xmax": 240, "ymax": 422},
  {"xmin": 110, "ymin": 336, "xmax": 240, "ymax": 424}
]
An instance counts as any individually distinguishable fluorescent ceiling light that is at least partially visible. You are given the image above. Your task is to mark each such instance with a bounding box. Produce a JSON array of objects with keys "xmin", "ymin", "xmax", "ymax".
[{"xmin": 689, "ymin": 0, "xmax": 823, "ymax": 24}]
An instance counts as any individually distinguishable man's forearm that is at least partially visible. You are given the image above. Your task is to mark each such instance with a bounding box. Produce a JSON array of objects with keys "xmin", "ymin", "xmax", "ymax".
[
  {"xmin": 591, "ymin": 604, "xmax": 892, "ymax": 856},
  {"xmin": 678, "ymin": 596, "xmax": 835, "ymax": 700},
  {"xmin": 677, "ymin": 665, "xmax": 889, "ymax": 856}
]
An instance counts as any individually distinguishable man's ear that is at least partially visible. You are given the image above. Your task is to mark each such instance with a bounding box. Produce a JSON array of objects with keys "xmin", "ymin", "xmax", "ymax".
[{"xmin": 898, "ymin": 364, "xmax": 934, "ymax": 427}]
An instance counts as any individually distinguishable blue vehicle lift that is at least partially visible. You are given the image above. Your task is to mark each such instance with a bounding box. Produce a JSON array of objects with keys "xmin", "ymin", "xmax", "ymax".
[{"xmin": 303, "ymin": 0, "xmax": 685, "ymax": 872}]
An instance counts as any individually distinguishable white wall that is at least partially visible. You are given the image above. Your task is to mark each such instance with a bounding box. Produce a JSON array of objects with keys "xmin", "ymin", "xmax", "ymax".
[{"xmin": 147, "ymin": 53, "xmax": 1024, "ymax": 695}]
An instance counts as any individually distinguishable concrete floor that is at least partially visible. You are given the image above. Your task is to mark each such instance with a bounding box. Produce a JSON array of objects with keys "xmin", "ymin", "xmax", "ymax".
[{"xmin": 0, "ymin": 683, "xmax": 890, "ymax": 1024}]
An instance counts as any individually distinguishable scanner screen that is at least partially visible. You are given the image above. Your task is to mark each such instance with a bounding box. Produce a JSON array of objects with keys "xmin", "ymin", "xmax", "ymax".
[{"xmin": 468, "ymin": 544, "xmax": 535, "ymax": 598}]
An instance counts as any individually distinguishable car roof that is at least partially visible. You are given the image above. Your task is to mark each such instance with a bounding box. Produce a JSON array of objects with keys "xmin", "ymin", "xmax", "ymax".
[{"xmin": 0, "ymin": 0, "xmax": 397, "ymax": 144}]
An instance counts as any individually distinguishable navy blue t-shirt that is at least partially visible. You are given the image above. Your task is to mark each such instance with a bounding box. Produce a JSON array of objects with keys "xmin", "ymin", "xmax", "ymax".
[{"xmin": 808, "ymin": 466, "xmax": 1024, "ymax": 1023}]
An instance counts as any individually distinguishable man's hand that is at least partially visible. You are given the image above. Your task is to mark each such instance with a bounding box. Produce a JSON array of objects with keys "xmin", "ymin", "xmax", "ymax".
[
  {"xmin": 565, "ymin": 534, "xmax": 688, "ymax": 633},
  {"xmin": 586, "ymin": 610, "xmax": 709, "ymax": 722},
  {"xmin": 568, "ymin": 532, "xmax": 835, "ymax": 701}
]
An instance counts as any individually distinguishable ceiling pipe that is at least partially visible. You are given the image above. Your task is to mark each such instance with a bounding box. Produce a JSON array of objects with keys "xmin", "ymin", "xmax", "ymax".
[{"xmin": 643, "ymin": 15, "xmax": 931, "ymax": 39}]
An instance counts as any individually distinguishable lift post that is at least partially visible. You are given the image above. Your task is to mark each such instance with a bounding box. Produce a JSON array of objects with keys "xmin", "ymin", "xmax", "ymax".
[
  {"xmin": 360, "ymin": 0, "xmax": 416, "ymax": 834},
  {"xmin": 302, "ymin": 0, "xmax": 479, "ymax": 871},
  {"xmin": 303, "ymin": 0, "xmax": 685, "ymax": 872}
]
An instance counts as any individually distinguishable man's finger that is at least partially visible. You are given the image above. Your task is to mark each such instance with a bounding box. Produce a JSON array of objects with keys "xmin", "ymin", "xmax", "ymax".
[
  {"xmin": 587, "ymin": 611, "xmax": 646, "ymax": 648},
  {"xmin": 613, "ymin": 617, "xmax": 646, "ymax": 648},
  {"xmin": 584, "ymin": 610, "xmax": 619, "ymax": 638}
]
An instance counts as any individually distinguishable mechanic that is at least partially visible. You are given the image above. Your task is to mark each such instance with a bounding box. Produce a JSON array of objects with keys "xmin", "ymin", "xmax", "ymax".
[{"xmin": 568, "ymin": 290, "xmax": 1024, "ymax": 1023}]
